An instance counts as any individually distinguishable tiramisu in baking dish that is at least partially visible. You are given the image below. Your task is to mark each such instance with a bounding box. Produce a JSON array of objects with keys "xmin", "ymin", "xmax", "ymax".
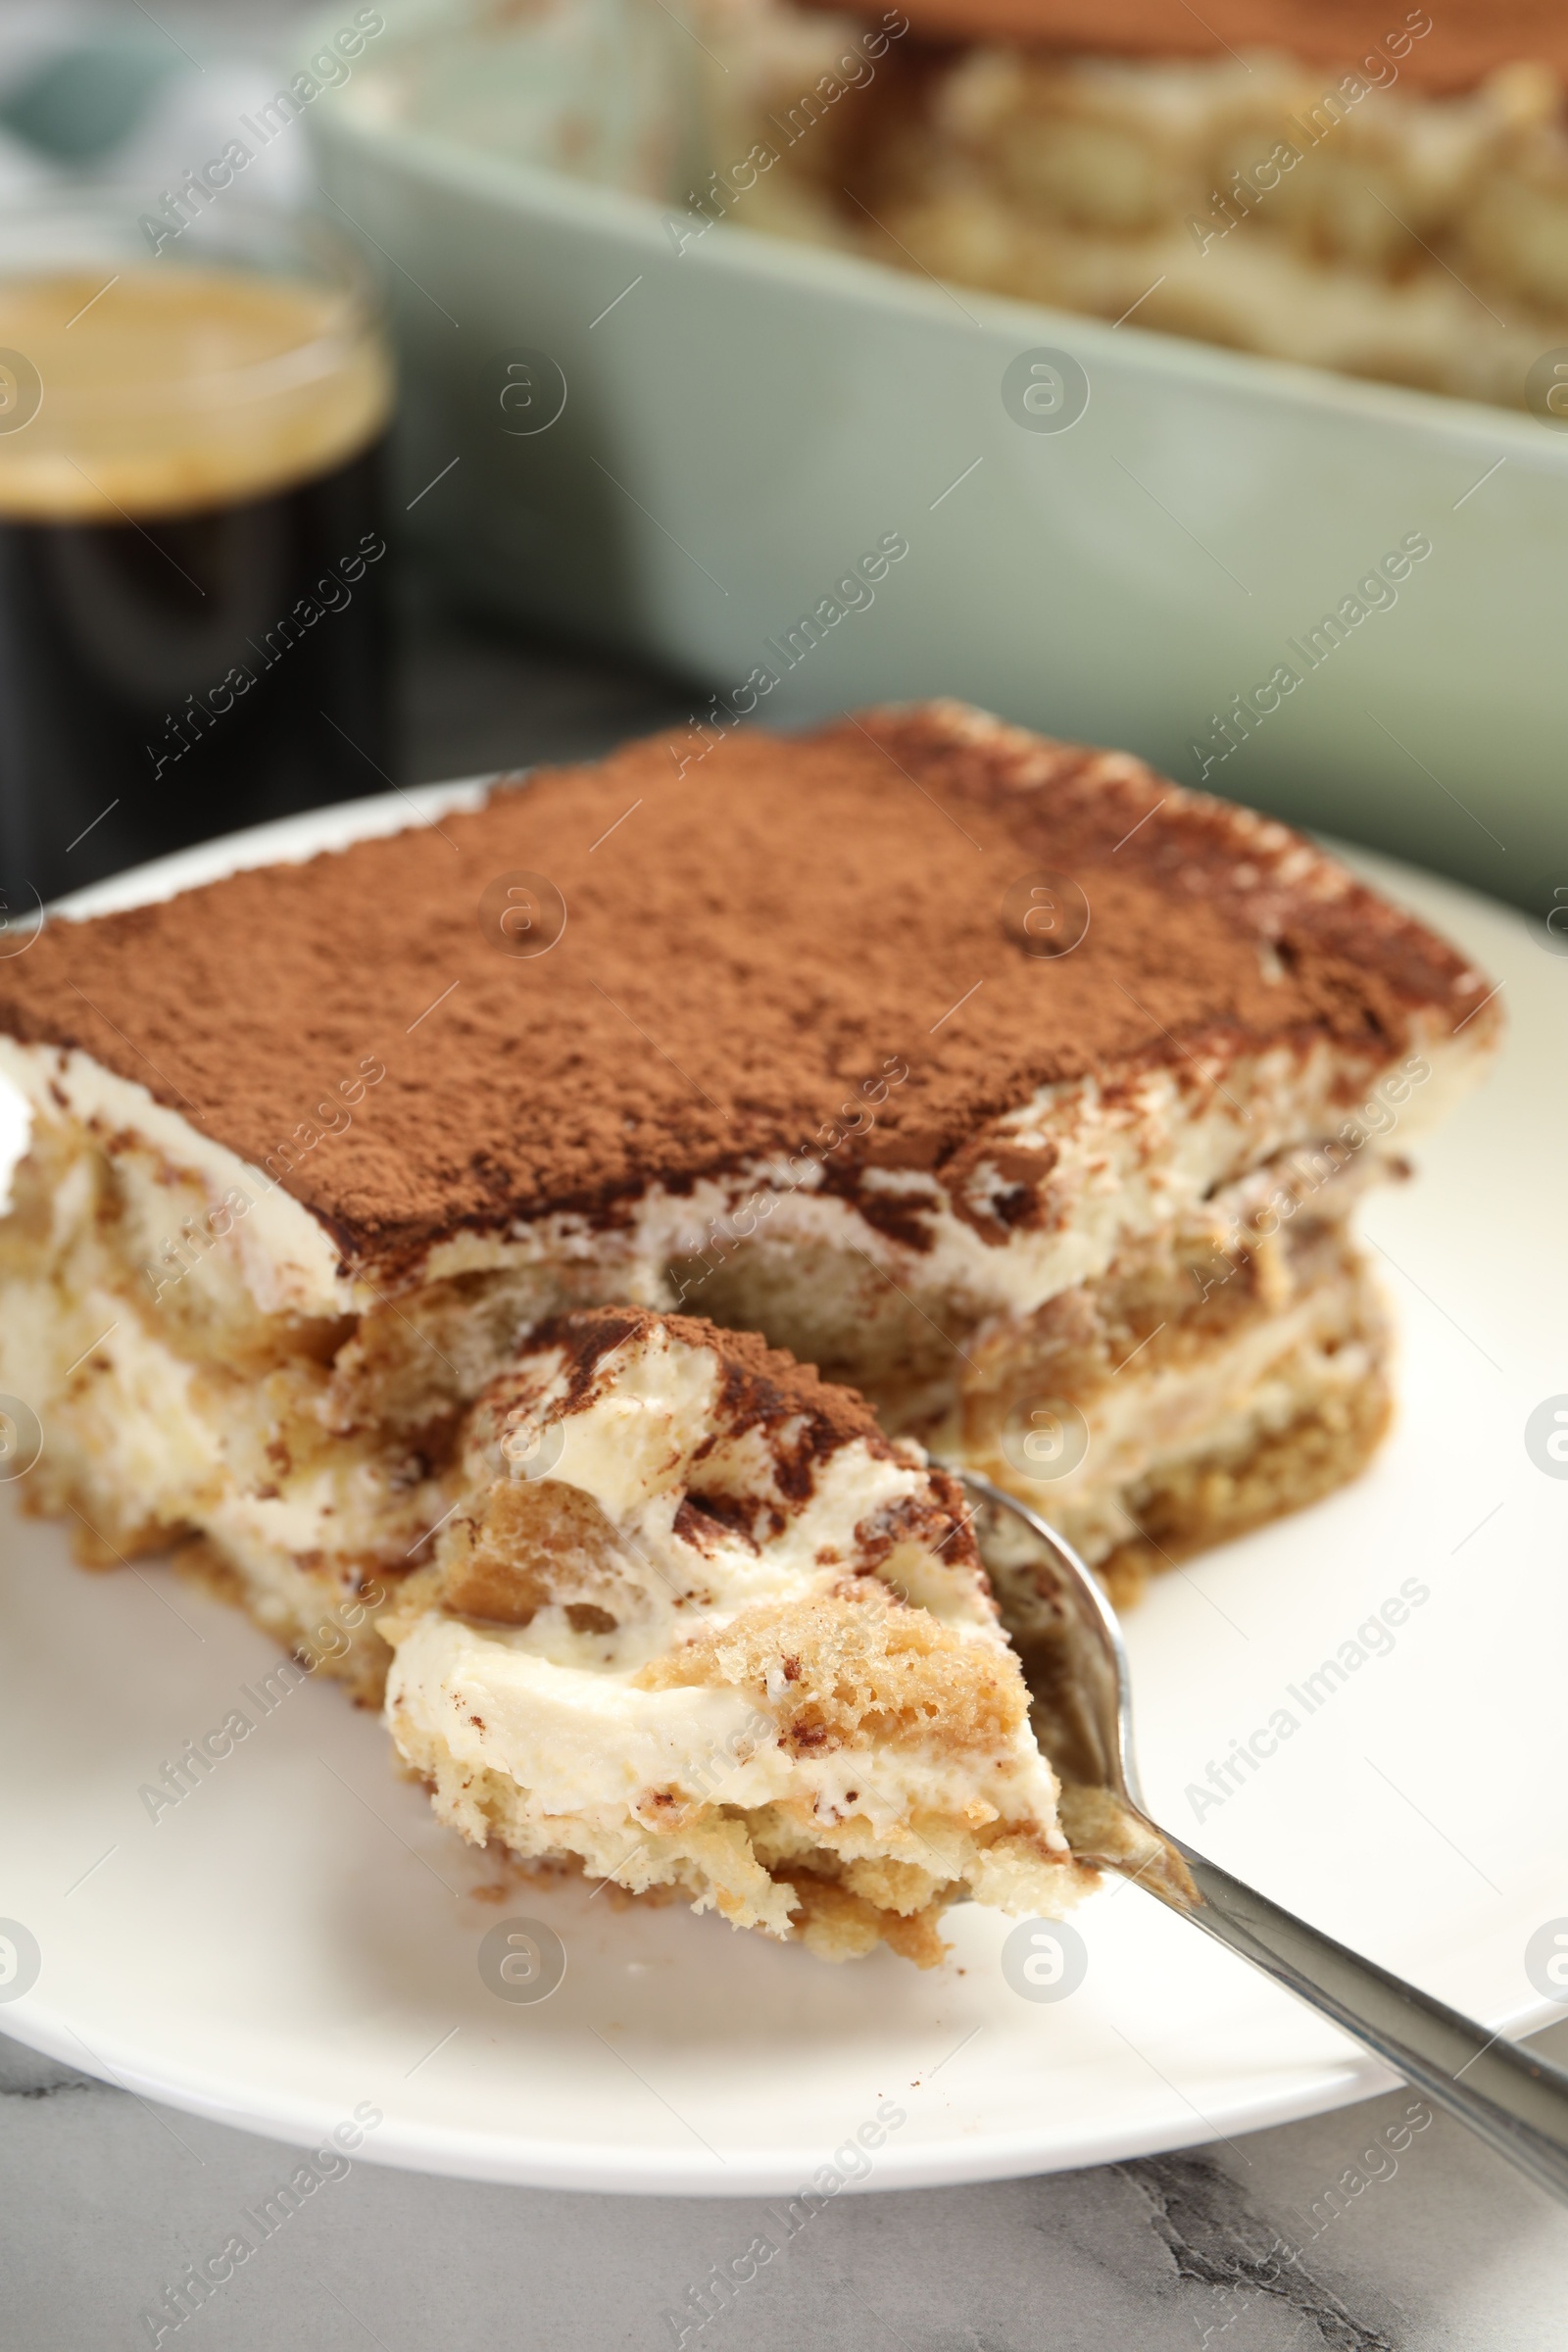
[
  {"xmin": 728, "ymin": 0, "xmax": 1568, "ymax": 407},
  {"xmin": 0, "ymin": 702, "xmax": 1499, "ymax": 1952}
]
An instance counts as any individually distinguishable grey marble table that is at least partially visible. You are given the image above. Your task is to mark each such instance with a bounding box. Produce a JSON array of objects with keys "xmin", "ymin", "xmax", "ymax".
[
  {"xmin": 4, "ymin": 597, "xmax": 1567, "ymax": 2351},
  {"xmin": 4, "ymin": 2017, "xmax": 1567, "ymax": 2351}
]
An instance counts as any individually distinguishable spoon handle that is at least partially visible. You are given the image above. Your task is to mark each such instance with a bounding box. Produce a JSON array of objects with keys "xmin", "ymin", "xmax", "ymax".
[{"xmin": 1150, "ymin": 1829, "xmax": 1568, "ymax": 2202}]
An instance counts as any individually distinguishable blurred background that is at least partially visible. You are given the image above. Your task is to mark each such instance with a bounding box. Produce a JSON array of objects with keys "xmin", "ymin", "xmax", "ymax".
[{"xmin": 0, "ymin": 0, "xmax": 1563, "ymax": 921}]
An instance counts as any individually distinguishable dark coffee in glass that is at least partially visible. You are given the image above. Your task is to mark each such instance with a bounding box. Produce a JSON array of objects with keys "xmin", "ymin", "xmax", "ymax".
[{"xmin": 0, "ymin": 198, "xmax": 393, "ymax": 910}]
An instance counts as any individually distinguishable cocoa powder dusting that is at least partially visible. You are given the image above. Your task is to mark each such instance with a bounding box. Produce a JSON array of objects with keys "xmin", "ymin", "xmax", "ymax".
[{"xmin": 0, "ymin": 702, "xmax": 1492, "ymax": 1271}]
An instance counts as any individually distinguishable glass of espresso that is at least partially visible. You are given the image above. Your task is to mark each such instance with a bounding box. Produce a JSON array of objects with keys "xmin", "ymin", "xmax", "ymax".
[{"xmin": 0, "ymin": 192, "xmax": 393, "ymax": 912}]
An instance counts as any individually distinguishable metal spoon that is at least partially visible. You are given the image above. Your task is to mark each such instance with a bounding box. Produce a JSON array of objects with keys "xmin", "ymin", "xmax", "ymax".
[{"xmin": 952, "ymin": 1467, "xmax": 1568, "ymax": 2203}]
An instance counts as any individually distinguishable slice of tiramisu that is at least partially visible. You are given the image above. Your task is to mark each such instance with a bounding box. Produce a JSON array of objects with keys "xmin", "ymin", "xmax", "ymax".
[
  {"xmin": 0, "ymin": 701, "xmax": 1499, "ymax": 1697},
  {"xmin": 382, "ymin": 1305, "xmax": 1091, "ymax": 1962}
]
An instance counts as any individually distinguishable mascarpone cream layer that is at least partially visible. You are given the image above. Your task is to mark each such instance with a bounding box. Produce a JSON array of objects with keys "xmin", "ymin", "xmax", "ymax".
[
  {"xmin": 389, "ymin": 1617, "xmax": 1059, "ymax": 1835},
  {"xmin": 0, "ymin": 1014, "xmax": 1477, "ymax": 1328}
]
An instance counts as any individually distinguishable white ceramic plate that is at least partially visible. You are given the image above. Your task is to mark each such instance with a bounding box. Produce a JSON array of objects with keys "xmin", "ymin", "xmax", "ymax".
[{"xmin": 1, "ymin": 801, "xmax": 1564, "ymax": 2194}]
